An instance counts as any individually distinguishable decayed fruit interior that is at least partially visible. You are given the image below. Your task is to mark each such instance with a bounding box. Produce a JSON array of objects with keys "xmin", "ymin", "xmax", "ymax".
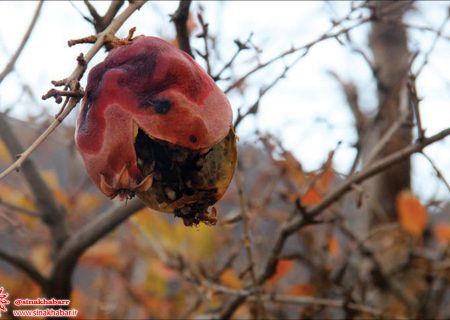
[{"xmin": 134, "ymin": 127, "xmax": 237, "ymax": 226}]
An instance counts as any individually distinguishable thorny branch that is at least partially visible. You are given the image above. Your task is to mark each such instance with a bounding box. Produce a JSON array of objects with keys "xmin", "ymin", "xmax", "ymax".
[
  {"xmin": 195, "ymin": 13, "xmax": 212, "ymax": 76},
  {"xmin": 234, "ymin": 54, "xmax": 303, "ymax": 128},
  {"xmin": 235, "ymin": 169, "xmax": 266, "ymax": 318},
  {"xmin": 0, "ymin": 0, "xmax": 147, "ymax": 301},
  {"xmin": 0, "ymin": 0, "xmax": 146, "ymax": 182},
  {"xmin": 421, "ymin": 152, "xmax": 450, "ymax": 194},
  {"xmin": 413, "ymin": 9, "xmax": 450, "ymax": 77},
  {"xmin": 408, "ymin": 75, "xmax": 425, "ymax": 141},
  {"xmin": 1, "ymin": 1, "xmax": 450, "ymax": 317},
  {"xmin": 213, "ymin": 33, "xmax": 252, "ymax": 82},
  {"xmin": 224, "ymin": 1, "xmax": 370, "ymax": 94},
  {"xmin": 219, "ymin": 126, "xmax": 450, "ymax": 318}
]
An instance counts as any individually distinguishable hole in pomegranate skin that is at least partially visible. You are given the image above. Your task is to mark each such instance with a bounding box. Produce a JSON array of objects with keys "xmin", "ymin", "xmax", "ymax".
[{"xmin": 133, "ymin": 128, "xmax": 219, "ymax": 225}]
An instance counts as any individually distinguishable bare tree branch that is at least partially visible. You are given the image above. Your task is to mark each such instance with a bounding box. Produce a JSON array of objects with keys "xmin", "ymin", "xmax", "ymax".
[
  {"xmin": 224, "ymin": 3, "xmax": 370, "ymax": 94},
  {"xmin": 0, "ymin": 0, "xmax": 147, "ymax": 182},
  {"xmin": 48, "ymin": 199, "xmax": 144, "ymax": 298},
  {"xmin": 421, "ymin": 152, "xmax": 450, "ymax": 194},
  {"xmin": 201, "ymin": 280, "xmax": 395, "ymax": 318},
  {"xmin": 220, "ymin": 125, "xmax": 450, "ymax": 318},
  {"xmin": 0, "ymin": 247, "xmax": 46, "ymax": 287},
  {"xmin": 328, "ymin": 71, "xmax": 366, "ymax": 136},
  {"xmin": 195, "ymin": 12, "xmax": 212, "ymax": 75},
  {"xmin": 408, "ymin": 75, "xmax": 425, "ymax": 141},
  {"xmin": 413, "ymin": 11, "xmax": 450, "ymax": 77},
  {"xmin": 0, "ymin": 197, "xmax": 40, "ymax": 218},
  {"xmin": 0, "ymin": 1, "xmax": 43, "ymax": 85},
  {"xmin": 234, "ymin": 54, "xmax": 303, "ymax": 128},
  {"xmin": 171, "ymin": 0, "xmax": 193, "ymax": 57},
  {"xmin": 0, "ymin": 113, "xmax": 69, "ymax": 250},
  {"xmin": 235, "ymin": 169, "xmax": 266, "ymax": 318},
  {"xmin": 84, "ymin": 0, "xmax": 126, "ymax": 33}
]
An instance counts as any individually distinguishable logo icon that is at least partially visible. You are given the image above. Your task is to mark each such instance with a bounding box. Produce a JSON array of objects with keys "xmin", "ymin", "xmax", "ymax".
[{"xmin": 0, "ymin": 287, "xmax": 10, "ymax": 316}]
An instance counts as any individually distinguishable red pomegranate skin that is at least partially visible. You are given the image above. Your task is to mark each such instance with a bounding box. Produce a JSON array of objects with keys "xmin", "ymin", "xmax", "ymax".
[{"xmin": 75, "ymin": 36, "xmax": 233, "ymax": 202}]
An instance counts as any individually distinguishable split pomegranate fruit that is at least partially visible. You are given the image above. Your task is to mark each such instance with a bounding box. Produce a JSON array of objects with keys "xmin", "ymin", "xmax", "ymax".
[{"xmin": 75, "ymin": 36, "xmax": 237, "ymax": 225}]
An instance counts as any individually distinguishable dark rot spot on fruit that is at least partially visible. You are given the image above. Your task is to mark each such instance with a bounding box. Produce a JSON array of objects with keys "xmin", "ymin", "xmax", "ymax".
[
  {"xmin": 152, "ymin": 99, "xmax": 171, "ymax": 114},
  {"xmin": 75, "ymin": 37, "xmax": 236, "ymax": 226},
  {"xmin": 189, "ymin": 135, "xmax": 198, "ymax": 143},
  {"xmin": 140, "ymin": 98, "xmax": 171, "ymax": 114}
]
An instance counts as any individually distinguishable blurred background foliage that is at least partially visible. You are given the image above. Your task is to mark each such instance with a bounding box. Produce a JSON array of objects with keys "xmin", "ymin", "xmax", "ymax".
[{"xmin": 0, "ymin": 1, "xmax": 450, "ymax": 319}]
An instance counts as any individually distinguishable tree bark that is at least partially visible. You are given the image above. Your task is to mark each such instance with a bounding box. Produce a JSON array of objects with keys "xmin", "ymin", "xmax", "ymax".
[{"xmin": 363, "ymin": 0, "xmax": 412, "ymax": 226}]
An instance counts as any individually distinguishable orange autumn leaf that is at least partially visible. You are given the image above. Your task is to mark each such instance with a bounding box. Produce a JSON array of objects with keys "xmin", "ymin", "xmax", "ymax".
[
  {"xmin": 288, "ymin": 283, "xmax": 315, "ymax": 296},
  {"xmin": 220, "ymin": 269, "xmax": 241, "ymax": 289},
  {"xmin": 313, "ymin": 157, "xmax": 334, "ymax": 193},
  {"xmin": 396, "ymin": 191, "xmax": 428, "ymax": 237},
  {"xmin": 275, "ymin": 151, "xmax": 305, "ymax": 187},
  {"xmin": 434, "ymin": 224, "xmax": 450, "ymax": 243},
  {"xmin": 301, "ymin": 188, "xmax": 321, "ymax": 205},
  {"xmin": 328, "ymin": 236, "xmax": 340, "ymax": 257},
  {"xmin": 268, "ymin": 259, "xmax": 294, "ymax": 285}
]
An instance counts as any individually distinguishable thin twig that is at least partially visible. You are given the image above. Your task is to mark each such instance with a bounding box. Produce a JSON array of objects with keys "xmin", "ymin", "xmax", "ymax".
[
  {"xmin": 0, "ymin": 0, "xmax": 146, "ymax": 182},
  {"xmin": 235, "ymin": 169, "xmax": 266, "ymax": 319},
  {"xmin": 414, "ymin": 11, "xmax": 450, "ymax": 77},
  {"xmin": 328, "ymin": 71, "xmax": 366, "ymax": 136},
  {"xmin": 204, "ymin": 281, "xmax": 397, "ymax": 319},
  {"xmin": 0, "ymin": 247, "xmax": 46, "ymax": 287},
  {"xmin": 84, "ymin": 0, "xmax": 126, "ymax": 33},
  {"xmin": 196, "ymin": 13, "xmax": 212, "ymax": 75},
  {"xmin": 171, "ymin": 0, "xmax": 193, "ymax": 57},
  {"xmin": 421, "ymin": 152, "xmax": 450, "ymax": 193},
  {"xmin": 220, "ymin": 126, "xmax": 450, "ymax": 318},
  {"xmin": 0, "ymin": 1, "xmax": 44, "ymax": 85},
  {"xmin": 48, "ymin": 199, "xmax": 144, "ymax": 298},
  {"xmin": 0, "ymin": 198, "xmax": 40, "ymax": 217},
  {"xmin": 213, "ymin": 34, "xmax": 252, "ymax": 81},
  {"xmin": 338, "ymin": 220, "xmax": 418, "ymax": 309},
  {"xmin": 234, "ymin": 53, "xmax": 303, "ymax": 128},
  {"xmin": 224, "ymin": 4, "xmax": 370, "ymax": 94},
  {"xmin": 308, "ymin": 126, "xmax": 450, "ymax": 219},
  {"xmin": 0, "ymin": 113, "xmax": 69, "ymax": 250},
  {"xmin": 363, "ymin": 108, "xmax": 410, "ymax": 168},
  {"xmin": 408, "ymin": 75, "xmax": 425, "ymax": 141}
]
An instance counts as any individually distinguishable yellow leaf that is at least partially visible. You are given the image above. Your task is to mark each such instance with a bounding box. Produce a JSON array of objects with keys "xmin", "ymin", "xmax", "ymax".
[
  {"xmin": 396, "ymin": 191, "xmax": 427, "ymax": 237},
  {"xmin": 0, "ymin": 184, "xmax": 36, "ymax": 213},
  {"xmin": 220, "ymin": 269, "xmax": 241, "ymax": 289},
  {"xmin": 30, "ymin": 244, "xmax": 51, "ymax": 274},
  {"xmin": 133, "ymin": 209, "xmax": 216, "ymax": 260},
  {"xmin": 41, "ymin": 170, "xmax": 70, "ymax": 209},
  {"xmin": 301, "ymin": 188, "xmax": 321, "ymax": 205},
  {"xmin": 0, "ymin": 141, "xmax": 12, "ymax": 164}
]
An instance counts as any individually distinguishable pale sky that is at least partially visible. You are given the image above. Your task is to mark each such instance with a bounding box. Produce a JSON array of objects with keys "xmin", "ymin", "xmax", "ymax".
[{"xmin": 0, "ymin": 1, "xmax": 449, "ymax": 202}]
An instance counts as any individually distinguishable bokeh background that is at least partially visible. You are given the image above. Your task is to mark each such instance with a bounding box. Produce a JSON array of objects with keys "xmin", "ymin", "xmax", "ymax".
[{"xmin": 0, "ymin": 1, "xmax": 449, "ymax": 319}]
